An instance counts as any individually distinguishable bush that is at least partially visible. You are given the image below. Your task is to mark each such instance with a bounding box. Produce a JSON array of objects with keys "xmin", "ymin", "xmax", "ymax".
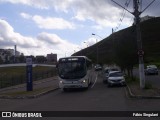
[
  {"xmin": 145, "ymin": 82, "xmax": 153, "ymax": 89},
  {"xmin": 125, "ymin": 76, "xmax": 139, "ymax": 84}
]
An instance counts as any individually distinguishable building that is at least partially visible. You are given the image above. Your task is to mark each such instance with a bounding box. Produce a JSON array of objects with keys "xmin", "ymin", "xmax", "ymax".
[
  {"xmin": 36, "ymin": 55, "xmax": 47, "ymax": 63},
  {"xmin": 0, "ymin": 48, "xmax": 21, "ymax": 63},
  {"xmin": 6, "ymin": 49, "xmax": 14, "ymax": 56},
  {"xmin": 46, "ymin": 53, "xmax": 57, "ymax": 63},
  {"xmin": 0, "ymin": 49, "xmax": 14, "ymax": 62}
]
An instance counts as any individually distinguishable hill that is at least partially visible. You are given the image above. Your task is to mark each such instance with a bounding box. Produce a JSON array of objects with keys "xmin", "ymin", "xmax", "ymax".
[{"xmin": 73, "ymin": 17, "xmax": 160, "ymax": 65}]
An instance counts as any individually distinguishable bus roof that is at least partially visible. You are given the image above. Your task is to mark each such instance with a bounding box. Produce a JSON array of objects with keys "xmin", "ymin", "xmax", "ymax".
[{"xmin": 58, "ymin": 56, "xmax": 91, "ymax": 62}]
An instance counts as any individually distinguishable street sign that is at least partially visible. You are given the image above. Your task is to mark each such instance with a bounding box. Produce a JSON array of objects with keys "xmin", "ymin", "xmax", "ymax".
[
  {"xmin": 26, "ymin": 57, "xmax": 33, "ymax": 91},
  {"xmin": 26, "ymin": 58, "xmax": 32, "ymax": 65},
  {"xmin": 138, "ymin": 50, "xmax": 144, "ymax": 57}
]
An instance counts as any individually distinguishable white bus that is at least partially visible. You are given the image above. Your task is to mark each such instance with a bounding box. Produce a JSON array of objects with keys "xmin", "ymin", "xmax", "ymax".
[{"xmin": 57, "ymin": 56, "xmax": 92, "ymax": 91}]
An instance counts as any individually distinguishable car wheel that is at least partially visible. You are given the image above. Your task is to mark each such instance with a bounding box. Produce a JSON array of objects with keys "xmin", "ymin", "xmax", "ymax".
[
  {"xmin": 123, "ymin": 83, "xmax": 126, "ymax": 87},
  {"xmin": 107, "ymin": 83, "xmax": 111, "ymax": 87}
]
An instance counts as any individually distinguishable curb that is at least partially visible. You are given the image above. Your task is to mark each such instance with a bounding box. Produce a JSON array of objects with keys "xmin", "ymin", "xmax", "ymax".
[
  {"xmin": 0, "ymin": 87, "xmax": 59, "ymax": 99},
  {"xmin": 125, "ymin": 85, "xmax": 160, "ymax": 99}
]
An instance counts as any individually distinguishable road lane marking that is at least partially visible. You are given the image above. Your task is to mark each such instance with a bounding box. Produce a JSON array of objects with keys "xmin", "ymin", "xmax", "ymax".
[{"xmin": 91, "ymin": 73, "xmax": 98, "ymax": 88}]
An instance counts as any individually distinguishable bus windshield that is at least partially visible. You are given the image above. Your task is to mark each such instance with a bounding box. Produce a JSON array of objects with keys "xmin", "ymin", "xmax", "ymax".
[{"xmin": 58, "ymin": 61, "xmax": 86, "ymax": 79}]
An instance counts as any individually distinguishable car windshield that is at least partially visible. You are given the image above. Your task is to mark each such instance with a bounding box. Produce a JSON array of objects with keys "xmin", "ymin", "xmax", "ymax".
[
  {"xmin": 105, "ymin": 69, "xmax": 109, "ymax": 73},
  {"xmin": 58, "ymin": 61, "xmax": 86, "ymax": 79},
  {"xmin": 147, "ymin": 65, "xmax": 157, "ymax": 69},
  {"xmin": 95, "ymin": 64, "xmax": 101, "ymax": 67},
  {"xmin": 148, "ymin": 68, "xmax": 157, "ymax": 70},
  {"xmin": 109, "ymin": 72, "xmax": 123, "ymax": 77},
  {"xmin": 110, "ymin": 68, "xmax": 119, "ymax": 71}
]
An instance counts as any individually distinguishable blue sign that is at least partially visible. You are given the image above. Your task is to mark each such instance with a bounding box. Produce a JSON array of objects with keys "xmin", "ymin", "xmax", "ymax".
[{"xmin": 26, "ymin": 58, "xmax": 33, "ymax": 91}]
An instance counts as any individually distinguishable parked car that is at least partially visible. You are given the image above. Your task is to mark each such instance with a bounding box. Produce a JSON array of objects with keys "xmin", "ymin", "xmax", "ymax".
[
  {"xmin": 103, "ymin": 67, "xmax": 119, "ymax": 83},
  {"xmin": 107, "ymin": 71, "xmax": 126, "ymax": 87},
  {"xmin": 95, "ymin": 64, "xmax": 102, "ymax": 71},
  {"xmin": 103, "ymin": 67, "xmax": 110, "ymax": 83},
  {"xmin": 145, "ymin": 65, "xmax": 158, "ymax": 75}
]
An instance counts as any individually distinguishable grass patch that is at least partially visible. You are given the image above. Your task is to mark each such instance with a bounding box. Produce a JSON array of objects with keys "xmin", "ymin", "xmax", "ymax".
[
  {"xmin": 125, "ymin": 76, "xmax": 139, "ymax": 84},
  {"xmin": 126, "ymin": 76, "xmax": 153, "ymax": 89},
  {"xmin": 0, "ymin": 66, "xmax": 57, "ymax": 88},
  {"xmin": 145, "ymin": 82, "xmax": 153, "ymax": 89},
  {"xmin": 0, "ymin": 66, "xmax": 55, "ymax": 76}
]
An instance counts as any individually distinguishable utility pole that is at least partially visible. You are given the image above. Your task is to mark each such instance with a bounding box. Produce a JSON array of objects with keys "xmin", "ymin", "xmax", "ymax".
[
  {"xmin": 111, "ymin": 0, "xmax": 156, "ymax": 89},
  {"xmin": 14, "ymin": 45, "xmax": 17, "ymax": 63},
  {"xmin": 112, "ymin": 28, "xmax": 115, "ymax": 64},
  {"xmin": 92, "ymin": 33, "xmax": 102, "ymax": 64},
  {"xmin": 133, "ymin": 0, "xmax": 145, "ymax": 89},
  {"xmin": 96, "ymin": 39, "xmax": 98, "ymax": 64}
]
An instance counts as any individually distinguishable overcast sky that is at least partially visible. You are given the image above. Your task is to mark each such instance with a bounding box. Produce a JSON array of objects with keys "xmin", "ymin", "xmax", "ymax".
[{"xmin": 0, "ymin": 0, "xmax": 159, "ymax": 59}]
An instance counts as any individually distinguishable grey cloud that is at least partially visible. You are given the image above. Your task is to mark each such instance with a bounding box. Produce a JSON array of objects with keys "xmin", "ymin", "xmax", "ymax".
[
  {"xmin": 37, "ymin": 32, "xmax": 62, "ymax": 45},
  {"xmin": 0, "ymin": 19, "xmax": 38, "ymax": 49}
]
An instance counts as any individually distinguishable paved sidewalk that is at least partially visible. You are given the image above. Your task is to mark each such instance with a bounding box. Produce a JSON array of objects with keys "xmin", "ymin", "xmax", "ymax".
[{"xmin": 0, "ymin": 77, "xmax": 59, "ymax": 99}]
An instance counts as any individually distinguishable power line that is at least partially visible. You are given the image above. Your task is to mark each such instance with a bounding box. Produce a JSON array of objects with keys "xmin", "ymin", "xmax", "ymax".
[
  {"xmin": 113, "ymin": 0, "xmax": 131, "ymax": 32},
  {"xmin": 112, "ymin": 0, "xmax": 157, "ymax": 89}
]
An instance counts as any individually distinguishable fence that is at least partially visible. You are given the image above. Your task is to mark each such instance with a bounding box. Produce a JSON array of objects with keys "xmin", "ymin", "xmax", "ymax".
[{"xmin": 0, "ymin": 68, "xmax": 57, "ymax": 89}]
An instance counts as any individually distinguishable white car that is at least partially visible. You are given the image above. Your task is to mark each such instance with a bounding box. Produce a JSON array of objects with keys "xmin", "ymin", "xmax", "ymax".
[
  {"xmin": 95, "ymin": 64, "xmax": 102, "ymax": 71},
  {"xmin": 103, "ymin": 67, "xmax": 119, "ymax": 83},
  {"xmin": 107, "ymin": 71, "xmax": 126, "ymax": 87},
  {"xmin": 145, "ymin": 65, "xmax": 158, "ymax": 75}
]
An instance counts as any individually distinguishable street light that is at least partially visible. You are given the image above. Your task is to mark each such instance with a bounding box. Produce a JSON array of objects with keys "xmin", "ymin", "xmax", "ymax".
[
  {"xmin": 92, "ymin": 33, "xmax": 103, "ymax": 39},
  {"xmin": 92, "ymin": 33, "xmax": 102, "ymax": 64},
  {"xmin": 83, "ymin": 41, "xmax": 89, "ymax": 57}
]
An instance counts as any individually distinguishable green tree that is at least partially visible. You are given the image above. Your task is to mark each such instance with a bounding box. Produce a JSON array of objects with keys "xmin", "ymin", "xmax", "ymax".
[
  {"xmin": 114, "ymin": 32, "xmax": 138, "ymax": 78},
  {"xmin": 18, "ymin": 53, "xmax": 25, "ymax": 63}
]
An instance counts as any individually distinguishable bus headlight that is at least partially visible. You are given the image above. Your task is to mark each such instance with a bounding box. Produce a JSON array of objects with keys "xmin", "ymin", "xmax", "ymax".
[{"xmin": 60, "ymin": 81, "xmax": 63, "ymax": 84}]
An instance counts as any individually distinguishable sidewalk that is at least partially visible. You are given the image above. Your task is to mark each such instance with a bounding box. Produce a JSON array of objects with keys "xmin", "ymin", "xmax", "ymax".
[{"xmin": 0, "ymin": 77, "xmax": 59, "ymax": 99}]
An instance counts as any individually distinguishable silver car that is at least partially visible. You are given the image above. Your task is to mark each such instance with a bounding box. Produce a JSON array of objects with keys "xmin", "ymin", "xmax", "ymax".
[
  {"xmin": 103, "ymin": 67, "xmax": 119, "ymax": 83},
  {"xmin": 145, "ymin": 65, "xmax": 158, "ymax": 75},
  {"xmin": 107, "ymin": 71, "xmax": 126, "ymax": 87}
]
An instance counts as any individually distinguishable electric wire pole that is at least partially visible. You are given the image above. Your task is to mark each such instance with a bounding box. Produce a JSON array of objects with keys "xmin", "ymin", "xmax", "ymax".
[{"xmin": 133, "ymin": 0, "xmax": 145, "ymax": 89}]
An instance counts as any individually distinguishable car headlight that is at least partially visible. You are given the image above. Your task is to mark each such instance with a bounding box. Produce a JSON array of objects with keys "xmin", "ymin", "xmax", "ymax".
[
  {"xmin": 82, "ymin": 80, "xmax": 86, "ymax": 83},
  {"xmin": 60, "ymin": 81, "xmax": 63, "ymax": 84}
]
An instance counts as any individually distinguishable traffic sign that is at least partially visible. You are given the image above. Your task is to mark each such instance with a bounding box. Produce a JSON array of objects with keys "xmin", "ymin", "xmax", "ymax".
[
  {"xmin": 26, "ymin": 57, "xmax": 33, "ymax": 91},
  {"xmin": 26, "ymin": 58, "xmax": 32, "ymax": 65},
  {"xmin": 138, "ymin": 50, "xmax": 144, "ymax": 57}
]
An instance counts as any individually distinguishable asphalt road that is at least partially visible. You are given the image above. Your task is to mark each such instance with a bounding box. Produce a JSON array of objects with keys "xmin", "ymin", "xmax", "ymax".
[{"xmin": 0, "ymin": 71, "xmax": 160, "ymax": 120}]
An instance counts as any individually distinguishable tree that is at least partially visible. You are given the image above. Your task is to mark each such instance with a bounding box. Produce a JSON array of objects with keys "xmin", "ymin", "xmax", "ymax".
[
  {"xmin": 18, "ymin": 53, "xmax": 25, "ymax": 63},
  {"xmin": 114, "ymin": 31, "xmax": 138, "ymax": 78}
]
